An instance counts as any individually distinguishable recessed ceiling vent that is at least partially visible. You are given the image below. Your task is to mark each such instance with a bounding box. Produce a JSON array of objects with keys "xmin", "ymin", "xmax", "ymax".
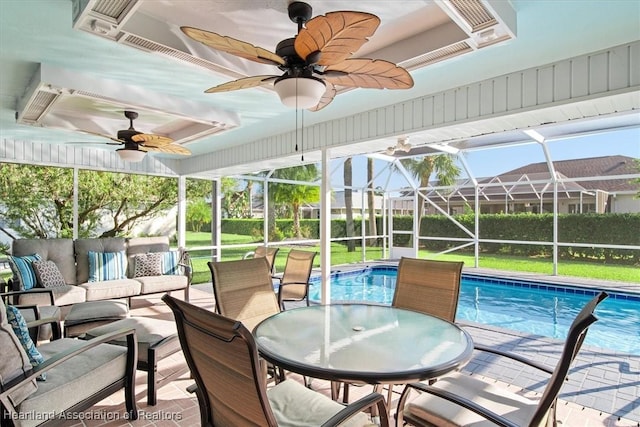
[
  {"xmin": 449, "ymin": 0, "xmax": 497, "ymax": 32},
  {"xmin": 401, "ymin": 41, "xmax": 473, "ymax": 71},
  {"xmin": 120, "ymin": 34, "xmax": 244, "ymax": 78},
  {"xmin": 71, "ymin": 0, "xmax": 140, "ymax": 40}
]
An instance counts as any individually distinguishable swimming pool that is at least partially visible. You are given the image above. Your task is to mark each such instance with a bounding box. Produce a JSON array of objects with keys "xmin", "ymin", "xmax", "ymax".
[{"xmin": 308, "ymin": 266, "xmax": 640, "ymax": 355}]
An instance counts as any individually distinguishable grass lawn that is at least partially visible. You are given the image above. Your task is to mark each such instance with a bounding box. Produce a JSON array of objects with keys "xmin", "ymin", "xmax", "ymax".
[{"xmin": 186, "ymin": 232, "xmax": 639, "ymax": 285}]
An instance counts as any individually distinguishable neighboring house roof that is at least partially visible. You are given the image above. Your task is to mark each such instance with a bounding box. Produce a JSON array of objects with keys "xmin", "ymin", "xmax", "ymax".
[
  {"xmin": 500, "ymin": 155, "xmax": 639, "ymax": 193},
  {"xmin": 417, "ymin": 155, "xmax": 639, "ymax": 203}
]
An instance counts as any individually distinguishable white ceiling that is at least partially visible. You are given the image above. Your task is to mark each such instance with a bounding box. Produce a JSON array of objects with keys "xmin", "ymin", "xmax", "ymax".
[{"xmin": 0, "ymin": 0, "xmax": 639, "ymax": 176}]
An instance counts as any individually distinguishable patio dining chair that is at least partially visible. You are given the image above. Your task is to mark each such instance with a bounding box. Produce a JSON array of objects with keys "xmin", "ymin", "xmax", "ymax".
[
  {"xmin": 338, "ymin": 257, "xmax": 464, "ymax": 405},
  {"xmin": 392, "ymin": 257, "xmax": 464, "ymax": 321},
  {"xmin": 208, "ymin": 257, "xmax": 280, "ymax": 332},
  {"xmin": 276, "ymin": 249, "xmax": 317, "ymax": 310},
  {"xmin": 396, "ymin": 291, "xmax": 608, "ymax": 427},
  {"xmin": 162, "ymin": 294, "xmax": 390, "ymax": 427},
  {"xmin": 243, "ymin": 246, "xmax": 280, "ymax": 275}
]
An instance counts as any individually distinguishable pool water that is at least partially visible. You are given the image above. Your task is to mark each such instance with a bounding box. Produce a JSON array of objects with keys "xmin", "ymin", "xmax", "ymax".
[{"xmin": 308, "ymin": 267, "xmax": 640, "ymax": 355}]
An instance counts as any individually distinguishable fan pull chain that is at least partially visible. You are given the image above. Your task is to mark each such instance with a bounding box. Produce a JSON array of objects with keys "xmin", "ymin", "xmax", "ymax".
[
  {"xmin": 295, "ymin": 78, "xmax": 299, "ymax": 153},
  {"xmin": 300, "ymin": 109, "xmax": 304, "ymax": 161}
]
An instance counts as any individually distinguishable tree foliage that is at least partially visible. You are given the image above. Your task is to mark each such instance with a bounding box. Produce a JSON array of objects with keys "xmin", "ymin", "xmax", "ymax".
[
  {"xmin": 270, "ymin": 165, "xmax": 320, "ymax": 238},
  {"xmin": 399, "ymin": 155, "xmax": 461, "ymax": 233},
  {"xmin": 0, "ymin": 163, "xmax": 210, "ymax": 238}
]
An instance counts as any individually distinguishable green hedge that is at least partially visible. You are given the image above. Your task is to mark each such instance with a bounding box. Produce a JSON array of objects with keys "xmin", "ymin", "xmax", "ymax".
[{"xmin": 212, "ymin": 213, "xmax": 639, "ymax": 264}]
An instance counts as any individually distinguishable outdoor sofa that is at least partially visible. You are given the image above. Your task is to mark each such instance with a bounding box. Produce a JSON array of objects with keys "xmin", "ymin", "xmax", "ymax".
[{"xmin": 4, "ymin": 236, "xmax": 191, "ymax": 308}]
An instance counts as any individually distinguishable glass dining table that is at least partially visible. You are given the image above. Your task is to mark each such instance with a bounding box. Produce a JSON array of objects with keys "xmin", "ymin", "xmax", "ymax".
[{"xmin": 253, "ymin": 304, "xmax": 474, "ymax": 387}]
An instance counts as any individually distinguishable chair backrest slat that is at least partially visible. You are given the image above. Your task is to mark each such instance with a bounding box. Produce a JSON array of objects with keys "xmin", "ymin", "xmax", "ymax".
[
  {"xmin": 162, "ymin": 295, "xmax": 277, "ymax": 426},
  {"xmin": 208, "ymin": 258, "xmax": 280, "ymax": 331},
  {"xmin": 392, "ymin": 257, "xmax": 463, "ymax": 322}
]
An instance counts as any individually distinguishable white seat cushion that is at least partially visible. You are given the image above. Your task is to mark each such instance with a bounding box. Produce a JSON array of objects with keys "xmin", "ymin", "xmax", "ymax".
[
  {"xmin": 405, "ymin": 372, "xmax": 541, "ymax": 427},
  {"xmin": 267, "ymin": 379, "xmax": 371, "ymax": 427}
]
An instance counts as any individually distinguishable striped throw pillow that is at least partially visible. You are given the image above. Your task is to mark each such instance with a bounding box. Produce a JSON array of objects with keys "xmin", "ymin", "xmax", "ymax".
[
  {"xmin": 88, "ymin": 251, "xmax": 127, "ymax": 282},
  {"xmin": 161, "ymin": 251, "xmax": 182, "ymax": 275},
  {"xmin": 8, "ymin": 254, "xmax": 42, "ymax": 290}
]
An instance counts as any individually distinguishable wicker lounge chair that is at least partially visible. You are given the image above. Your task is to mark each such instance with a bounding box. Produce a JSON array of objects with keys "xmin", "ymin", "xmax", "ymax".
[
  {"xmin": 276, "ymin": 249, "xmax": 316, "ymax": 310},
  {"xmin": 396, "ymin": 291, "xmax": 608, "ymax": 427},
  {"xmin": 162, "ymin": 294, "xmax": 390, "ymax": 427}
]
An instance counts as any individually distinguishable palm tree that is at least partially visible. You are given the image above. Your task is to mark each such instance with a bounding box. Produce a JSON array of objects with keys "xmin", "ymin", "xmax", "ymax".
[
  {"xmin": 343, "ymin": 158, "xmax": 355, "ymax": 251},
  {"xmin": 367, "ymin": 157, "xmax": 377, "ymax": 245},
  {"xmin": 400, "ymin": 154, "xmax": 460, "ymax": 235},
  {"xmin": 271, "ymin": 165, "xmax": 320, "ymax": 238}
]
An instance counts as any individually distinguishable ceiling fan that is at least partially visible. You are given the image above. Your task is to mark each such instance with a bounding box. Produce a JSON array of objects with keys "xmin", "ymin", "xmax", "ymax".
[
  {"xmin": 181, "ymin": 1, "xmax": 414, "ymax": 111},
  {"xmin": 69, "ymin": 110, "xmax": 191, "ymax": 162},
  {"xmin": 385, "ymin": 137, "xmax": 412, "ymax": 155}
]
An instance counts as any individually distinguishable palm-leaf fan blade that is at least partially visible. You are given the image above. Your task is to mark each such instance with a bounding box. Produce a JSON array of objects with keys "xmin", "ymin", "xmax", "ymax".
[
  {"xmin": 131, "ymin": 134, "xmax": 174, "ymax": 146},
  {"xmin": 181, "ymin": 27, "xmax": 285, "ymax": 66},
  {"xmin": 205, "ymin": 75, "xmax": 279, "ymax": 93},
  {"xmin": 143, "ymin": 144, "xmax": 191, "ymax": 155},
  {"xmin": 324, "ymin": 58, "xmax": 414, "ymax": 89},
  {"xmin": 295, "ymin": 11, "xmax": 380, "ymax": 66},
  {"xmin": 308, "ymin": 83, "xmax": 337, "ymax": 112}
]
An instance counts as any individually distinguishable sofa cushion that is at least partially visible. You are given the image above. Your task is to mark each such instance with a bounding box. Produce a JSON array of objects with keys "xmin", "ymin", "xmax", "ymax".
[
  {"xmin": 8, "ymin": 254, "xmax": 42, "ymax": 290},
  {"xmin": 19, "ymin": 338, "xmax": 129, "ymax": 427},
  {"xmin": 79, "ymin": 278, "xmax": 141, "ymax": 301},
  {"xmin": 0, "ymin": 298, "xmax": 38, "ymax": 407},
  {"xmin": 126, "ymin": 236, "xmax": 170, "ymax": 278},
  {"xmin": 135, "ymin": 275, "xmax": 188, "ymax": 295},
  {"xmin": 133, "ymin": 252, "xmax": 163, "ymax": 277},
  {"xmin": 12, "ymin": 239, "xmax": 76, "ymax": 286},
  {"xmin": 87, "ymin": 251, "xmax": 127, "ymax": 282},
  {"xmin": 74, "ymin": 238, "xmax": 126, "ymax": 284},
  {"xmin": 32, "ymin": 260, "xmax": 67, "ymax": 288},
  {"xmin": 17, "ymin": 285, "xmax": 86, "ymax": 307}
]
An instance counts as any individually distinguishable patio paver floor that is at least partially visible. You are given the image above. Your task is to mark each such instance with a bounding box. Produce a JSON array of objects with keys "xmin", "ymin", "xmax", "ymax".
[{"xmin": 53, "ymin": 283, "xmax": 638, "ymax": 426}]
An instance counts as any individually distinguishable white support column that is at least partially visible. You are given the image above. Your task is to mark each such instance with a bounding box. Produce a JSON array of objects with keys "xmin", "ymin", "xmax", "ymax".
[
  {"xmin": 73, "ymin": 168, "xmax": 78, "ymax": 240},
  {"xmin": 320, "ymin": 148, "xmax": 332, "ymax": 305},
  {"xmin": 213, "ymin": 179, "xmax": 222, "ymax": 261},
  {"xmin": 177, "ymin": 176, "xmax": 186, "ymax": 249}
]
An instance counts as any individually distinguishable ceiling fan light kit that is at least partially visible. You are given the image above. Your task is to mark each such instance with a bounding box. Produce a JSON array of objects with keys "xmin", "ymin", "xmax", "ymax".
[
  {"xmin": 116, "ymin": 148, "xmax": 146, "ymax": 162},
  {"xmin": 274, "ymin": 76, "xmax": 326, "ymax": 109}
]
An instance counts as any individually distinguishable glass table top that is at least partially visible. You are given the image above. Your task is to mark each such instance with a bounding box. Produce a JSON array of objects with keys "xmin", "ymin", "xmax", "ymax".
[{"xmin": 254, "ymin": 304, "xmax": 474, "ymax": 384}]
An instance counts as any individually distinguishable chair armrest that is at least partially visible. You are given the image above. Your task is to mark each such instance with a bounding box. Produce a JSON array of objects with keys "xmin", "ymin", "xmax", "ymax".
[
  {"xmin": 278, "ymin": 280, "xmax": 309, "ymax": 286},
  {"xmin": 0, "ymin": 327, "xmax": 138, "ymax": 414},
  {"xmin": 178, "ymin": 250, "xmax": 193, "ymax": 285},
  {"xmin": 473, "ymin": 343, "xmax": 554, "ymax": 374},
  {"xmin": 321, "ymin": 392, "xmax": 389, "ymax": 427},
  {"xmin": 1, "ymin": 288, "xmax": 56, "ymax": 306},
  {"xmin": 403, "ymin": 382, "xmax": 519, "ymax": 427}
]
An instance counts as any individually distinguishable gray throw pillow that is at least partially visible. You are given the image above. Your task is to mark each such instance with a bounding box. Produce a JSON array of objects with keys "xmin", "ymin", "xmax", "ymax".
[{"xmin": 32, "ymin": 260, "xmax": 66, "ymax": 288}]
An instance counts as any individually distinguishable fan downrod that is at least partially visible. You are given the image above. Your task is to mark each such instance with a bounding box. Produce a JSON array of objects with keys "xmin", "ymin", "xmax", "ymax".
[
  {"xmin": 288, "ymin": 1, "xmax": 312, "ymax": 28},
  {"xmin": 118, "ymin": 110, "xmax": 142, "ymax": 141}
]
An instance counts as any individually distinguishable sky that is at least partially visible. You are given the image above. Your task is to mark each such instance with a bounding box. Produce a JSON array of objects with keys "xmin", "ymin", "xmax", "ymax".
[{"xmin": 331, "ymin": 127, "xmax": 640, "ymax": 191}]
